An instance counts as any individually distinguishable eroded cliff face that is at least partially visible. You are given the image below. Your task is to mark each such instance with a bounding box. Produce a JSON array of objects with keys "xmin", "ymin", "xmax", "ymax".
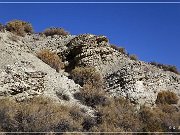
[
  {"xmin": 0, "ymin": 31, "xmax": 179, "ymax": 107},
  {"xmin": 63, "ymin": 34, "xmax": 180, "ymax": 106}
]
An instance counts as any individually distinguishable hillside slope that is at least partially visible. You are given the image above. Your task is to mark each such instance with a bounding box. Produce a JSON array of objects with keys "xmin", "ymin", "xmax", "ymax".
[
  {"xmin": 0, "ymin": 31, "xmax": 180, "ymax": 107},
  {"xmin": 0, "ymin": 25, "xmax": 180, "ymax": 132}
]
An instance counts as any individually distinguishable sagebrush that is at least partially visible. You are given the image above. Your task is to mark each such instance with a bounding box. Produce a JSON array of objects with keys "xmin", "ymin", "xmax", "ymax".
[
  {"xmin": 5, "ymin": 20, "xmax": 33, "ymax": 36},
  {"xmin": 37, "ymin": 49, "xmax": 64, "ymax": 72},
  {"xmin": 43, "ymin": 27, "xmax": 69, "ymax": 36},
  {"xmin": 156, "ymin": 91, "xmax": 179, "ymax": 105}
]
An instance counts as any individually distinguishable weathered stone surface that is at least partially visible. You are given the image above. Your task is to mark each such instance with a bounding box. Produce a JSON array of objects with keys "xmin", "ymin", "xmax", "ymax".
[
  {"xmin": 0, "ymin": 31, "xmax": 179, "ymax": 107},
  {"xmin": 65, "ymin": 34, "xmax": 180, "ymax": 106}
]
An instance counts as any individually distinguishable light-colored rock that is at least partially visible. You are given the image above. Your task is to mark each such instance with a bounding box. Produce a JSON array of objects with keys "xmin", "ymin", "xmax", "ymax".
[{"xmin": 0, "ymin": 31, "xmax": 179, "ymax": 108}]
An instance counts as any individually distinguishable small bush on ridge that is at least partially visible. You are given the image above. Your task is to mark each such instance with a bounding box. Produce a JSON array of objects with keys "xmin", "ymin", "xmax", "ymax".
[
  {"xmin": 150, "ymin": 61, "xmax": 179, "ymax": 74},
  {"xmin": 5, "ymin": 20, "xmax": 33, "ymax": 36},
  {"xmin": 110, "ymin": 44, "xmax": 126, "ymax": 54},
  {"xmin": 43, "ymin": 27, "xmax": 69, "ymax": 37},
  {"xmin": 129, "ymin": 54, "xmax": 138, "ymax": 61}
]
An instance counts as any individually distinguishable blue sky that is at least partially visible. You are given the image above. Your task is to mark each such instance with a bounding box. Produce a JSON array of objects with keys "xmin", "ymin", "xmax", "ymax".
[{"xmin": 0, "ymin": 1, "xmax": 180, "ymax": 70}]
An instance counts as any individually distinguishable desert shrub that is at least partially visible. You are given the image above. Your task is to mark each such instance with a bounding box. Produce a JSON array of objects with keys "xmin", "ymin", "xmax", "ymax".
[
  {"xmin": 43, "ymin": 27, "xmax": 69, "ymax": 37},
  {"xmin": 0, "ymin": 97, "xmax": 82, "ymax": 132},
  {"xmin": 139, "ymin": 106, "xmax": 180, "ymax": 132},
  {"xmin": 37, "ymin": 49, "xmax": 64, "ymax": 72},
  {"xmin": 129, "ymin": 54, "xmax": 138, "ymax": 61},
  {"xmin": 71, "ymin": 66, "xmax": 107, "ymax": 108},
  {"xmin": 156, "ymin": 91, "xmax": 179, "ymax": 105},
  {"xmin": 5, "ymin": 20, "xmax": 33, "ymax": 36},
  {"xmin": 110, "ymin": 44, "xmax": 126, "ymax": 54},
  {"xmin": 70, "ymin": 67, "xmax": 102, "ymax": 87},
  {"xmin": 158, "ymin": 104, "xmax": 178, "ymax": 114},
  {"xmin": 118, "ymin": 47, "xmax": 126, "ymax": 54},
  {"xmin": 139, "ymin": 106, "xmax": 168, "ymax": 132},
  {"xmin": 150, "ymin": 62, "xmax": 179, "ymax": 74},
  {"xmin": 90, "ymin": 97, "xmax": 142, "ymax": 132},
  {"xmin": 74, "ymin": 83, "xmax": 109, "ymax": 108}
]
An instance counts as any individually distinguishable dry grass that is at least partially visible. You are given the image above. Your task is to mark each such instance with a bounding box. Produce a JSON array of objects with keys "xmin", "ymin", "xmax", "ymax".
[
  {"xmin": 70, "ymin": 67, "xmax": 102, "ymax": 87},
  {"xmin": 43, "ymin": 27, "xmax": 69, "ymax": 37},
  {"xmin": 156, "ymin": 91, "xmax": 179, "ymax": 105},
  {"xmin": 129, "ymin": 54, "xmax": 138, "ymax": 61},
  {"xmin": 110, "ymin": 44, "xmax": 126, "ymax": 54},
  {"xmin": 71, "ymin": 67, "xmax": 107, "ymax": 108},
  {"xmin": 74, "ymin": 83, "xmax": 108, "ymax": 108},
  {"xmin": 150, "ymin": 62, "xmax": 179, "ymax": 74},
  {"xmin": 37, "ymin": 49, "xmax": 64, "ymax": 72},
  {"xmin": 91, "ymin": 97, "xmax": 142, "ymax": 132},
  {"xmin": 0, "ymin": 96, "xmax": 83, "ymax": 132},
  {"xmin": 0, "ymin": 96, "xmax": 179, "ymax": 132},
  {"xmin": 5, "ymin": 20, "xmax": 33, "ymax": 36},
  {"xmin": 139, "ymin": 106, "xmax": 180, "ymax": 132}
]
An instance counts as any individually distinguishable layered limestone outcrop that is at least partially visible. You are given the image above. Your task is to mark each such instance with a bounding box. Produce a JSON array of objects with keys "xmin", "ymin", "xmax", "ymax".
[
  {"xmin": 0, "ymin": 31, "xmax": 179, "ymax": 107},
  {"xmin": 65, "ymin": 34, "xmax": 180, "ymax": 106}
]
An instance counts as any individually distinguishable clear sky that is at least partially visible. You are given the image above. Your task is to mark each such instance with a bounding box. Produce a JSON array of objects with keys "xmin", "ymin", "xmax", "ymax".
[{"xmin": 0, "ymin": 1, "xmax": 180, "ymax": 70}]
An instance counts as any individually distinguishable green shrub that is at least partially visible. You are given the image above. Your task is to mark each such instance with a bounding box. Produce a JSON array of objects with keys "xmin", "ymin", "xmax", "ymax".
[
  {"xmin": 5, "ymin": 20, "xmax": 33, "ymax": 36},
  {"xmin": 150, "ymin": 62, "xmax": 179, "ymax": 74},
  {"xmin": 43, "ymin": 27, "xmax": 69, "ymax": 36},
  {"xmin": 156, "ymin": 91, "xmax": 179, "ymax": 105},
  {"xmin": 70, "ymin": 67, "xmax": 102, "ymax": 87},
  {"xmin": 37, "ymin": 49, "xmax": 64, "ymax": 72}
]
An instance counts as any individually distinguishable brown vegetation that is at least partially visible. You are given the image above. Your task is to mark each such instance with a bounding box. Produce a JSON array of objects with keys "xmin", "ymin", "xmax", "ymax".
[
  {"xmin": 156, "ymin": 91, "xmax": 179, "ymax": 105},
  {"xmin": 139, "ymin": 106, "xmax": 180, "ymax": 132},
  {"xmin": 43, "ymin": 27, "xmax": 69, "ymax": 37},
  {"xmin": 5, "ymin": 20, "xmax": 33, "ymax": 36},
  {"xmin": 70, "ymin": 65, "xmax": 178, "ymax": 132},
  {"xmin": 91, "ymin": 97, "xmax": 142, "ymax": 132},
  {"xmin": 110, "ymin": 44, "xmax": 126, "ymax": 54},
  {"xmin": 150, "ymin": 61, "xmax": 179, "ymax": 74},
  {"xmin": 70, "ymin": 67, "xmax": 102, "ymax": 87},
  {"xmin": 0, "ymin": 97, "xmax": 83, "ymax": 132},
  {"xmin": 129, "ymin": 54, "xmax": 138, "ymax": 61},
  {"xmin": 0, "ymin": 96, "xmax": 179, "ymax": 132},
  {"xmin": 37, "ymin": 49, "xmax": 64, "ymax": 72},
  {"xmin": 74, "ymin": 83, "xmax": 108, "ymax": 108}
]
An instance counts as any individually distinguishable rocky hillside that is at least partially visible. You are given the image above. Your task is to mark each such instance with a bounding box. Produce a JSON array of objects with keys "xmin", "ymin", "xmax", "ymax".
[
  {"xmin": 0, "ymin": 20, "xmax": 180, "ymax": 133},
  {"xmin": 0, "ymin": 30, "xmax": 179, "ymax": 106}
]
